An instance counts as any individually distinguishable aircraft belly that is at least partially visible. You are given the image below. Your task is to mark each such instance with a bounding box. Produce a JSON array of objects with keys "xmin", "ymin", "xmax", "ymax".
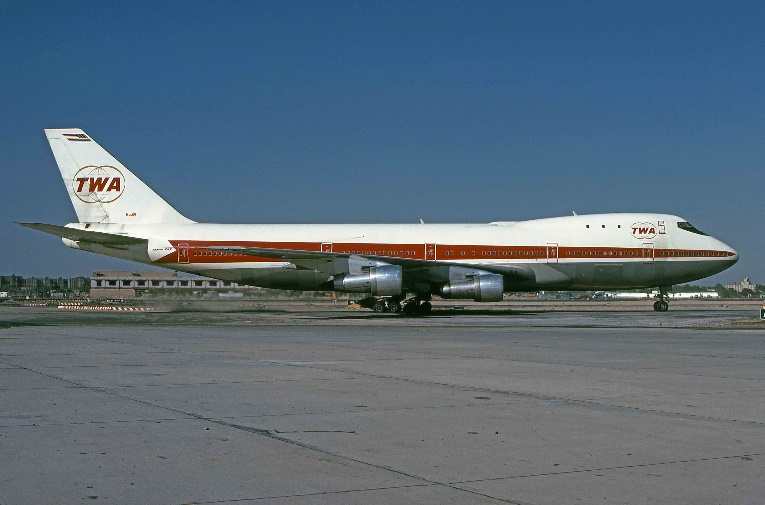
[
  {"xmin": 556, "ymin": 262, "xmax": 659, "ymax": 290},
  {"xmin": 524, "ymin": 264, "xmax": 573, "ymax": 290},
  {"xmin": 191, "ymin": 267, "xmax": 332, "ymax": 291},
  {"xmin": 550, "ymin": 259, "xmax": 733, "ymax": 290},
  {"xmin": 77, "ymin": 242, "xmax": 153, "ymax": 264}
]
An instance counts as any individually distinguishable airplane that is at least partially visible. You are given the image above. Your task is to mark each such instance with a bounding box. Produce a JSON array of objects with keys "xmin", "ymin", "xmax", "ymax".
[{"xmin": 19, "ymin": 129, "xmax": 738, "ymax": 314}]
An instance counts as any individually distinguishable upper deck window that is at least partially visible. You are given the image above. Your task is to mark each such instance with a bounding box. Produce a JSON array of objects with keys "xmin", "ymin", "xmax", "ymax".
[{"xmin": 677, "ymin": 222, "xmax": 708, "ymax": 236}]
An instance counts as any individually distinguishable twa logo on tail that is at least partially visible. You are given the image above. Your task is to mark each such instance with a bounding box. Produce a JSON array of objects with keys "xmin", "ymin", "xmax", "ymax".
[
  {"xmin": 72, "ymin": 166, "xmax": 125, "ymax": 204},
  {"xmin": 631, "ymin": 222, "xmax": 657, "ymax": 239}
]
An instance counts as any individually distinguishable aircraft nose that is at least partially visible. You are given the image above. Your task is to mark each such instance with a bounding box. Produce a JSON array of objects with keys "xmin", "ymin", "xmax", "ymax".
[
  {"xmin": 728, "ymin": 247, "xmax": 739, "ymax": 264},
  {"xmin": 721, "ymin": 241, "xmax": 738, "ymax": 264},
  {"xmin": 702, "ymin": 239, "xmax": 739, "ymax": 277}
]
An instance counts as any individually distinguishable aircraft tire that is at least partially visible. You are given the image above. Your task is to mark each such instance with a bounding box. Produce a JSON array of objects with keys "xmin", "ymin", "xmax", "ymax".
[
  {"xmin": 387, "ymin": 301, "xmax": 401, "ymax": 313},
  {"xmin": 418, "ymin": 301, "xmax": 432, "ymax": 314},
  {"xmin": 655, "ymin": 300, "xmax": 669, "ymax": 312},
  {"xmin": 372, "ymin": 301, "xmax": 386, "ymax": 313}
]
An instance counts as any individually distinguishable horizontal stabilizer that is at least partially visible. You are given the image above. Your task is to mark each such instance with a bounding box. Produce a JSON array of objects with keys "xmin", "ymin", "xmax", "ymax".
[{"xmin": 17, "ymin": 222, "xmax": 147, "ymax": 246}]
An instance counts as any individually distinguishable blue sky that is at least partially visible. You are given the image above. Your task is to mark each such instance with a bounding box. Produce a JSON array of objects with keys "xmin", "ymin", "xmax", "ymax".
[{"xmin": 1, "ymin": 1, "xmax": 762, "ymax": 284}]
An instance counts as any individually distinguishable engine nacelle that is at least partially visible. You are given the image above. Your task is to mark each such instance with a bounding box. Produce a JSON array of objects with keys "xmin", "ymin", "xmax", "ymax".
[
  {"xmin": 440, "ymin": 274, "xmax": 504, "ymax": 302},
  {"xmin": 333, "ymin": 265, "xmax": 403, "ymax": 296}
]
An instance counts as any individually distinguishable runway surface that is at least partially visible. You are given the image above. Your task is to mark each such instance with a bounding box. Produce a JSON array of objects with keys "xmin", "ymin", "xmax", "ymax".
[{"xmin": 1, "ymin": 305, "xmax": 763, "ymax": 504}]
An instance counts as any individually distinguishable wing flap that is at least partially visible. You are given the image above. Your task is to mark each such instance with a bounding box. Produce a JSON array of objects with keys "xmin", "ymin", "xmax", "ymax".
[{"xmin": 18, "ymin": 222, "xmax": 147, "ymax": 246}]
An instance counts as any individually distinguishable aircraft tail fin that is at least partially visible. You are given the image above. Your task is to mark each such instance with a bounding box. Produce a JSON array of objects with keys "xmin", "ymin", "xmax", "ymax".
[{"xmin": 45, "ymin": 129, "xmax": 194, "ymax": 225}]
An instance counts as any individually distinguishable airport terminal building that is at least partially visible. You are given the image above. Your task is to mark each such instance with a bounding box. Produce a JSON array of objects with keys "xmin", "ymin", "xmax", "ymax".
[{"xmin": 90, "ymin": 271, "xmax": 255, "ymax": 299}]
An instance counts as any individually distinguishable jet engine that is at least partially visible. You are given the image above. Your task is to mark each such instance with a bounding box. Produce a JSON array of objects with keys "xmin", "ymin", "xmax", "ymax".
[
  {"xmin": 440, "ymin": 274, "xmax": 504, "ymax": 302},
  {"xmin": 333, "ymin": 265, "xmax": 403, "ymax": 296}
]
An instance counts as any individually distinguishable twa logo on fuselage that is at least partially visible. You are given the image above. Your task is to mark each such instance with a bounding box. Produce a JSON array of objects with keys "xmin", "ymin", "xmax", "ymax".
[
  {"xmin": 631, "ymin": 222, "xmax": 657, "ymax": 239},
  {"xmin": 72, "ymin": 166, "xmax": 125, "ymax": 204}
]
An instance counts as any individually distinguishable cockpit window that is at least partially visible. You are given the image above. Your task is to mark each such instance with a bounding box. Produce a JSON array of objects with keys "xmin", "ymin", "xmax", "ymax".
[{"xmin": 677, "ymin": 222, "xmax": 708, "ymax": 236}]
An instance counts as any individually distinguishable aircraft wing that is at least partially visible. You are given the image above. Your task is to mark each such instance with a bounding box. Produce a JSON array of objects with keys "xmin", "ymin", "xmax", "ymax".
[
  {"xmin": 208, "ymin": 245, "xmax": 536, "ymax": 283},
  {"xmin": 17, "ymin": 222, "xmax": 147, "ymax": 246}
]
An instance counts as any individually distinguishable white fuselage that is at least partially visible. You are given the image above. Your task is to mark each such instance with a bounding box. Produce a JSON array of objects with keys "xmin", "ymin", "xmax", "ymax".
[{"xmin": 64, "ymin": 212, "xmax": 738, "ymax": 293}]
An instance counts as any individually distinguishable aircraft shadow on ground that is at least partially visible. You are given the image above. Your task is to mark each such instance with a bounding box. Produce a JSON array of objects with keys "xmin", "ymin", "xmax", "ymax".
[{"xmin": 321, "ymin": 309, "xmax": 546, "ymax": 319}]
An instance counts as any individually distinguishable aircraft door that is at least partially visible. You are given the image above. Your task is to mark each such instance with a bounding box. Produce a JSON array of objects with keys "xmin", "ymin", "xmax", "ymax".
[
  {"xmin": 425, "ymin": 243, "xmax": 436, "ymax": 260},
  {"xmin": 546, "ymin": 243, "xmax": 559, "ymax": 264},
  {"xmin": 178, "ymin": 243, "xmax": 189, "ymax": 264},
  {"xmin": 642, "ymin": 243, "xmax": 654, "ymax": 264},
  {"xmin": 321, "ymin": 243, "xmax": 332, "ymax": 253}
]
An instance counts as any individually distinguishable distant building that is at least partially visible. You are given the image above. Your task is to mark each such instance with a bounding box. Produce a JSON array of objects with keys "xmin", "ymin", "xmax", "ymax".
[
  {"xmin": 89, "ymin": 271, "xmax": 255, "ymax": 299},
  {"xmin": 68, "ymin": 277, "xmax": 90, "ymax": 293},
  {"xmin": 0, "ymin": 274, "xmax": 89, "ymax": 298},
  {"xmin": 610, "ymin": 290, "xmax": 719, "ymax": 300},
  {"xmin": 0, "ymin": 275, "xmax": 24, "ymax": 291},
  {"xmin": 725, "ymin": 277, "xmax": 759, "ymax": 293}
]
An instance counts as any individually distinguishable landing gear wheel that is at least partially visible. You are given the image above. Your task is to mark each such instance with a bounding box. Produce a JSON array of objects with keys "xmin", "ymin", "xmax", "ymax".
[
  {"xmin": 402, "ymin": 302, "xmax": 417, "ymax": 314},
  {"xmin": 418, "ymin": 301, "xmax": 432, "ymax": 314},
  {"xmin": 372, "ymin": 301, "xmax": 386, "ymax": 313},
  {"xmin": 387, "ymin": 301, "xmax": 402, "ymax": 313},
  {"xmin": 653, "ymin": 286, "xmax": 671, "ymax": 313}
]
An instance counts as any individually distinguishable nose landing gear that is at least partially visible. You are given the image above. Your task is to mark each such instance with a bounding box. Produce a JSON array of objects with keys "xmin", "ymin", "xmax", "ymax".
[{"xmin": 653, "ymin": 287, "xmax": 670, "ymax": 312}]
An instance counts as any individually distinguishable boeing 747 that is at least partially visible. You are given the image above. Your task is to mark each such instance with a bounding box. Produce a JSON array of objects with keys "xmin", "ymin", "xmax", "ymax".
[{"xmin": 20, "ymin": 129, "xmax": 738, "ymax": 313}]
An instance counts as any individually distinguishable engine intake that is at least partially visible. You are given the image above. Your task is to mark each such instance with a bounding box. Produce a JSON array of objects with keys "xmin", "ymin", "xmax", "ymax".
[
  {"xmin": 440, "ymin": 274, "xmax": 504, "ymax": 302},
  {"xmin": 333, "ymin": 265, "xmax": 403, "ymax": 296}
]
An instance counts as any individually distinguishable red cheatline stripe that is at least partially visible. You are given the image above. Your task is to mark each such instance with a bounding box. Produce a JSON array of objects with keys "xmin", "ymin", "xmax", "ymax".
[{"xmin": 153, "ymin": 240, "xmax": 733, "ymax": 264}]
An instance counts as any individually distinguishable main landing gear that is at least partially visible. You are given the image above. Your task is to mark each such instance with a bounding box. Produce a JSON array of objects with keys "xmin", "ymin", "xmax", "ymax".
[
  {"xmin": 357, "ymin": 295, "xmax": 432, "ymax": 314},
  {"xmin": 402, "ymin": 297, "xmax": 432, "ymax": 315},
  {"xmin": 653, "ymin": 287, "xmax": 670, "ymax": 312}
]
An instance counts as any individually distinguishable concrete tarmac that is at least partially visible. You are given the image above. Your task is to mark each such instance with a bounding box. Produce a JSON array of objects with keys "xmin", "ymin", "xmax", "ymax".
[{"xmin": 0, "ymin": 304, "xmax": 763, "ymax": 504}]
